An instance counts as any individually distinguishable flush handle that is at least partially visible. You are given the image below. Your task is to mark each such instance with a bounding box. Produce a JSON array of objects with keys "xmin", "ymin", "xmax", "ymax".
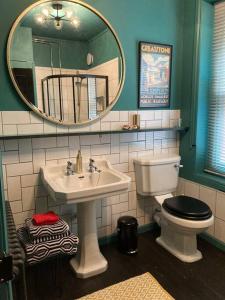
[{"xmin": 174, "ymin": 164, "xmax": 183, "ymax": 169}]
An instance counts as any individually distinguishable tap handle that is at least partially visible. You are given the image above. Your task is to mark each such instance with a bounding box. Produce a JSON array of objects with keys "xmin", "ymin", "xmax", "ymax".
[
  {"xmin": 89, "ymin": 158, "xmax": 95, "ymax": 164},
  {"xmin": 67, "ymin": 161, "xmax": 73, "ymax": 167}
]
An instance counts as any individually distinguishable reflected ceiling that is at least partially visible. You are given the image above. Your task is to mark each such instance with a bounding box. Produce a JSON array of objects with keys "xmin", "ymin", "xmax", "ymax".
[{"xmin": 21, "ymin": 1, "xmax": 106, "ymax": 41}]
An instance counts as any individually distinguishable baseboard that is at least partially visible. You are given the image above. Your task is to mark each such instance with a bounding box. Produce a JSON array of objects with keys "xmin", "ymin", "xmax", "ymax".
[
  {"xmin": 98, "ymin": 222, "xmax": 157, "ymax": 246},
  {"xmin": 98, "ymin": 223, "xmax": 225, "ymax": 252},
  {"xmin": 200, "ymin": 233, "xmax": 225, "ymax": 253},
  {"xmin": 137, "ymin": 222, "xmax": 158, "ymax": 234}
]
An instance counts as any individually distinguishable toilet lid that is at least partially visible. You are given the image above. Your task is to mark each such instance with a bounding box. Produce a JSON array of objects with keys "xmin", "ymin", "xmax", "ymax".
[{"xmin": 162, "ymin": 195, "xmax": 212, "ymax": 220}]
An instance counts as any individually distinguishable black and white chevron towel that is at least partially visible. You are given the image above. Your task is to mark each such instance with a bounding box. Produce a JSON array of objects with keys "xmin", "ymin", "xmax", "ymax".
[
  {"xmin": 32, "ymin": 231, "xmax": 70, "ymax": 245},
  {"xmin": 25, "ymin": 218, "xmax": 70, "ymax": 239},
  {"xmin": 17, "ymin": 227, "xmax": 79, "ymax": 265}
]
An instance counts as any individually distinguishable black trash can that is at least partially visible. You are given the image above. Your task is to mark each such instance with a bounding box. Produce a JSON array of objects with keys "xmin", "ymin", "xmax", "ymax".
[{"xmin": 117, "ymin": 216, "xmax": 138, "ymax": 255}]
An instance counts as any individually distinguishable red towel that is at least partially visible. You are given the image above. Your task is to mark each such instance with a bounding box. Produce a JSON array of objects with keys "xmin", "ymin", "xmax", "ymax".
[{"xmin": 32, "ymin": 211, "xmax": 60, "ymax": 226}]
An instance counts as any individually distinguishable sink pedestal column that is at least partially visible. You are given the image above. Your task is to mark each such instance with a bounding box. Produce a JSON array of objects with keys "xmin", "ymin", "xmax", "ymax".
[{"xmin": 70, "ymin": 200, "xmax": 108, "ymax": 278}]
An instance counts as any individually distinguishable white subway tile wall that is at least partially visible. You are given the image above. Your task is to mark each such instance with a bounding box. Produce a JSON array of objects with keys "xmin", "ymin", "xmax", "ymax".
[
  {"xmin": 178, "ymin": 178, "xmax": 225, "ymax": 243},
  {"xmin": 0, "ymin": 108, "xmax": 181, "ymax": 137},
  {"xmin": 1, "ymin": 109, "xmax": 180, "ymax": 238}
]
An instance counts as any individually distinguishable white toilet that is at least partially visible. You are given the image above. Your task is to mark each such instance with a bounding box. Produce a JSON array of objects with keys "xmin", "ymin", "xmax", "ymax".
[{"xmin": 134, "ymin": 153, "xmax": 214, "ymax": 263}]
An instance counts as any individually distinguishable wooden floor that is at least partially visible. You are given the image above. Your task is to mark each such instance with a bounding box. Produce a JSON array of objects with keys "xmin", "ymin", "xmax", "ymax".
[{"xmin": 24, "ymin": 230, "xmax": 225, "ymax": 300}]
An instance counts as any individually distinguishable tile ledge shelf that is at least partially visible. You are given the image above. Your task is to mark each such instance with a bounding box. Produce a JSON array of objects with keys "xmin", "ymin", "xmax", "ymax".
[{"xmin": 0, "ymin": 127, "xmax": 189, "ymax": 140}]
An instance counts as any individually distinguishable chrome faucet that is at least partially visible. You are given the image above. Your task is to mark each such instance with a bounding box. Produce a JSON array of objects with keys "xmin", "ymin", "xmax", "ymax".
[
  {"xmin": 66, "ymin": 161, "xmax": 74, "ymax": 176},
  {"xmin": 88, "ymin": 158, "xmax": 97, "ymax": 173}
]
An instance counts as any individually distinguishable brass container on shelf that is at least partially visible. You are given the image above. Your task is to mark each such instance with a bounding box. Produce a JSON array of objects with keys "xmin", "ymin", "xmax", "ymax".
[{"xmin": 132, "ymin": 114, "xmax": 140, "ymax": 129}]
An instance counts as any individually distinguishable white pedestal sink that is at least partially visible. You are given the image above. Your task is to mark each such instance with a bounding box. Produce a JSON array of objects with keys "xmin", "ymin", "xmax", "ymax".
[{"xmin": 41, "ymin": 160, "xmax": 130, "ymax": 278}]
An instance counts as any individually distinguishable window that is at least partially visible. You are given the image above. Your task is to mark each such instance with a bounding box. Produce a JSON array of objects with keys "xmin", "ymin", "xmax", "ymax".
[{"xmin": 206, "ymin": 1, "xmax": 225, "ymax": 176}]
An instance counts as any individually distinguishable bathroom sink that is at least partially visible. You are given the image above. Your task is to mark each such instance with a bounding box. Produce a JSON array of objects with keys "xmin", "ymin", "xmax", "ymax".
[
  {"xmin": 41, "ymin": 159, "xmax": 130, "ymax": 279},
  {"xmin": 41, "ymin": 160, "xmax": 130, "ymax": 203}
]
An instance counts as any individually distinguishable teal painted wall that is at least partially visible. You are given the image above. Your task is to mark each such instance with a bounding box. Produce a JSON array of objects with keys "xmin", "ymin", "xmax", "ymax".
[
  {"xmin": 10, "ymin": 24, "xmax": 38, "ymax": 105},
  {"xmin": 11, "ymin": 25, "xmax": 34, "ymax": 69},
  {"xmin": 0, "ymin": 0, "xmax": 185, "ymax": 111},
  {"xmin": 179, "ymin": 0, "xmax": 225, "ymax": 191},
  {"xmin": 88, "ymin": 29, "xmax": 120, "ymax": 68},
  {"xmin": 179, "ymin": 0, "xmax": 197, "ymax": 135},
  {"xmin": 33, "ymin": 28, "xmax": 120, "ymax": 70},
  {"xmin": 33, "ymin": 36, "xmax": 89, "ymax": 70},
  {"xmin": 195, "ymin": 1, "xmax": 213, "ymax": 174},
  {"xmin": 179, "ymin": 0, "xmax": 202, "ymax": 181}
]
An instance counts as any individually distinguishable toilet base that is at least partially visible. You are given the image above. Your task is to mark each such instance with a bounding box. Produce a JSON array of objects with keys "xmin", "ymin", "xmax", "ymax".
[
  {"xmin": 156, "ymin": 214, "xmax": 204, "ymax": 263},
  {"xmin": 156, "ymin": 236, "xmax": 202, "ymax": 263}
]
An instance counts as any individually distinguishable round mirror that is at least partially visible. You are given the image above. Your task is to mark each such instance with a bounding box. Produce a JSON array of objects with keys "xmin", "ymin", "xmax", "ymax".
[{"xmin": 7, "ymin": 0, "xmax": 125, "ymax": 125}]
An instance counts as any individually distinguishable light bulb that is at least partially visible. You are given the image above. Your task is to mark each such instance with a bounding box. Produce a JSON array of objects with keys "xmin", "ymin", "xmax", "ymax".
[
  {"xmin": 71, "ymin": 17, "xmax": 80, "ymax": 28},
  {"xmin": 66, "ymin": 10, "xmax": 73, "ymax": 19},
  {"xmin": 42, "ymin": 8, "xmax": 49, "ymax": 17},
  {"xmin": 54, "ymin": 19, "xmax": 63, "ymax": 30},
  {"xmin": 36, "ymin": 15, "xmax": 45, "ymax": 24}
]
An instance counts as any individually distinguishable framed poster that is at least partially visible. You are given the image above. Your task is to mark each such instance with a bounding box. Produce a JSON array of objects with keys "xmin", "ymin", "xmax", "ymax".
[{"xmin": 138, "ymin": 41, "xmax": 172, "ymax": 108}]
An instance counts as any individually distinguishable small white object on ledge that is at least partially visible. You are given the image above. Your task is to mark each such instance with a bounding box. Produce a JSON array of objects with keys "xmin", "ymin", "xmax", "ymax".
[{"xmin": 178, "ymin": 118, "xmax": 182, "ymax": 128}]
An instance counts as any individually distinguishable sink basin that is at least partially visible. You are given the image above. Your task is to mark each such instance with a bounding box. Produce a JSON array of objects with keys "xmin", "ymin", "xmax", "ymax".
[
  {"xmin": 41, "ymin": 160, "xmax": 130, "ymax": 203},
  {"xmin": 41, "ymin": 159, "xmax": 130, "ymax": 279}
]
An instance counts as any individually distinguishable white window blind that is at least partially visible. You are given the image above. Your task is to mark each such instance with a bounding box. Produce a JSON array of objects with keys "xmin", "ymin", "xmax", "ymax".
[{"xmin": 206, "ymin": 1, "xmax": 225, "ymax": 176}]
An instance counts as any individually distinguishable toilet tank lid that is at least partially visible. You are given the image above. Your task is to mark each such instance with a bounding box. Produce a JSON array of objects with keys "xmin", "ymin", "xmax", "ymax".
[{"xmin": 133, "ymin": 153, "xmax": 181, "ymax": 166}]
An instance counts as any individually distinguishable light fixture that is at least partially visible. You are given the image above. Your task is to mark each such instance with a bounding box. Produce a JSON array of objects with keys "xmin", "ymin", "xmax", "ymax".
[
  {"xmin": 71, "ymin": 17, "xmax": 80, "ymax": 28},
  {"xmin": 36, "ymin": 3, "xmax": 80, "ymax": 30},
  {"xmin": 42, "ymin": 8, "xmax": 49, "ymax": 17},
  {"xmin": 66, "ymin": 10, "xmax": 73, "ymax": 19},
  {"xmin": 36, "ymin": 15, "xmax": 45, "ymax": 24},
  {"xmin": 54, "ymin": 18, "xmax": 63, "ymax": 30}
]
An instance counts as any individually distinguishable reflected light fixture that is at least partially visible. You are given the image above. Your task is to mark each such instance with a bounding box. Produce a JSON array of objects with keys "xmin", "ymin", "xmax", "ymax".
[{"xmin": 36, "ymin": 3, "xmax": 80, "ymax": 30}]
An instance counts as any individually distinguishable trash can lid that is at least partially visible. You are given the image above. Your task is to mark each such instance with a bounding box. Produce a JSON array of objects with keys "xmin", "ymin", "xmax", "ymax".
[{"xmin": 117, "ymin": 216, "xmax": 138, "ymax": 226}]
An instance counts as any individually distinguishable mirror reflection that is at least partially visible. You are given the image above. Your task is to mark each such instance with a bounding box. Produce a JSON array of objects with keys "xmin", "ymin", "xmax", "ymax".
[{"xmin": 8, "ymin": 0, "xmax": 123, "ymax": 124}]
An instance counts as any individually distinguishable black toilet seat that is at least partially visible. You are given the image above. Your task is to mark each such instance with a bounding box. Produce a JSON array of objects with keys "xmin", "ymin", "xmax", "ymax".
[{"xmin": 162, "ymin": 195, "xmax": 212, "ymax": 221}]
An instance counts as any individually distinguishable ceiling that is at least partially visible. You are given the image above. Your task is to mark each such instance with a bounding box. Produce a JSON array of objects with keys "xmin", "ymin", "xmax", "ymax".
[{"xmin": 21, "ymin": 1, "xmax": 107, "ymax": 41}]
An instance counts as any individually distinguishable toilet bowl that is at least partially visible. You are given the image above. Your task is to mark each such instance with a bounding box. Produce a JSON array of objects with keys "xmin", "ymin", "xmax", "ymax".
[
  {"xmin": 134, "ymin": 153, "xmax": 214, "ymax": 263},
  {"xmin": 154, "ymin": 194, "xmax": 213, "ymax": 262}
]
